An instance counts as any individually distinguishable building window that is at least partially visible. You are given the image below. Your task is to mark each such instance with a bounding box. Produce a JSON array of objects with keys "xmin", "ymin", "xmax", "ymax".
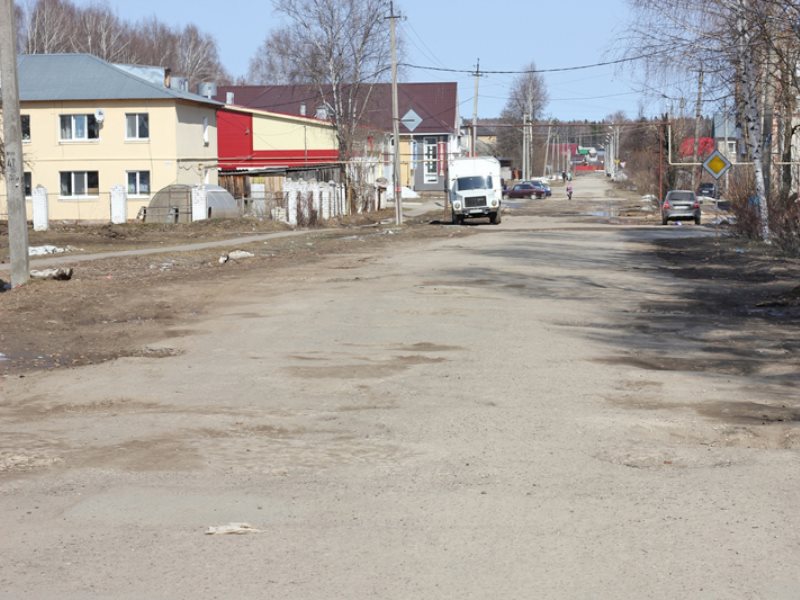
[
  {"xmin": 24, "ymin": 172, "xmax": 32, "ymax": 196},
  {"xmin": 60, "ymin": 171, "xmax": 99, "ymax": 197},
  {"xmin": 22, "ymin": 115, "xmax": 31, "ymax": 141},
  {"xmin": 423, "ymin": 137, "xmax": 438, "ymax": 183},
  {"xmin": 126, "ymin": 113, "xmax": 149, "ymax": 139},
  {"xmin": 127, "ymin": 171, "xmax": 151, "ymax": 195},
  {"xmin": 60, "ymin": 114, "xmax": 100, "ymax": 141}
]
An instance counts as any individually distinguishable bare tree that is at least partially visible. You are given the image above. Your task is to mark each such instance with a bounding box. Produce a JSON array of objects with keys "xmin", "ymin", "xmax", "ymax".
[
  {"xmin": 19, "ymin": 0, "xmax": 77, "ymax": 54},
  {"xmin": 247, "ymin": 29, "xmax": 306, "ymax": 84},
  {"xmin": 496, "ymin": 64, "xmax": 548, "ymax": 172},
  {"xmin": 129, "ymin": 16, "xmax": 178, "ymax": 69},
  {"xmin": 174, "ymin": 25, "xmax": 230, "ymax": 86},
  {"xmin": 69, "ymin": 2, "xmax": 131, "ymax": 63},
  {"xmin": 251, "ymin": 0, "xmax": 394, "ymax": 208},
  {"xmin": 16, "ymin": 0, "xmax": 230, "ymax": 87}
]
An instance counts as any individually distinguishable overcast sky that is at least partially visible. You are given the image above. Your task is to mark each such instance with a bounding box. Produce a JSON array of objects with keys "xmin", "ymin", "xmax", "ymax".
[{"xmin": 76, "ymin": 0, "xmax": 659, "ymax": 121}]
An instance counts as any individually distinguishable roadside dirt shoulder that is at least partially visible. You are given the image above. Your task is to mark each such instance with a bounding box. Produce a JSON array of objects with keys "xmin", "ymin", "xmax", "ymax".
[{"xmin": 0, "ymin": 216, "xmax": 471, "ymax": 375}]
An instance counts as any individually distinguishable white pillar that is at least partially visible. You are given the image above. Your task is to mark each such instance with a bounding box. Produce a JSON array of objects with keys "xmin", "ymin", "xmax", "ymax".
[
  {"xmin": 322, "ymin": 188, "xmax": 331, "ymax": 220},
  {"xmin": 191, "ymin": 186, "xmax": 208, "ymax": 221},
  {"xmin": 32, "ymin": 185, "xmax": 48, "ymax": 232},
  {"xmin": 288, "ymin": 189, "xmax": 298, "ymax": 225},
  {"xmin": 110, "ymin": 184, "xmax": 127, "ymax": 224}
]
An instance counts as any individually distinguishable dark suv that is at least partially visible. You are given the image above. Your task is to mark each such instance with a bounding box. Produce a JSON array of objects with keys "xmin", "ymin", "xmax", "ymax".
[{"xmin": 697, "ymin": 182, "xmax": 719, "ymax": 199}]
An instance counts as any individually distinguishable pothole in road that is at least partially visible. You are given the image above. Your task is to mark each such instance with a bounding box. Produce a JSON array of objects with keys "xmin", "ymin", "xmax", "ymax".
[
  {"xmin": 592, "ymin": 448, "xmax": 735, "ymax": 470},
  {"xmin": 286, "ymin": 355, "xmax": 447, "ymax": 379},
  {"xmin": 697, "ymin": 401, "xmax": 800, "ymax": 424},
  {"xmin": 596, "ymin": 355, "xmax": 761, "ymax": 377}
]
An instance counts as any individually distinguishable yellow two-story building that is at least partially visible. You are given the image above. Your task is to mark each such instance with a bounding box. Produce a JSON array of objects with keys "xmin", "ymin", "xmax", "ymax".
[{"xmin": 0, "ymin": 53, "xmax": 221, "ymax": 222}]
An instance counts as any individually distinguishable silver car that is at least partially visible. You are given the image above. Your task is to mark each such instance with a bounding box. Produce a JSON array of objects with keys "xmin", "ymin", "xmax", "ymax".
[{"xmin": 661, "ymin": 190, "xmax": 701, "ymax": 225}]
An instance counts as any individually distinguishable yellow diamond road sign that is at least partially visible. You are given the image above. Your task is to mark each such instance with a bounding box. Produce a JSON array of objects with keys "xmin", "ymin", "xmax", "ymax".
[{"xmin": 703, "ymin": 150, "xmax": 732, "ymax": 179}]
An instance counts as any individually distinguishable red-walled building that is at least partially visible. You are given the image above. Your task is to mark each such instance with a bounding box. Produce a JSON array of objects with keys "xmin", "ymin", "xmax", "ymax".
[{"xmin": 217, "ymin": 106, "xmax": 338, "ymax": 170}]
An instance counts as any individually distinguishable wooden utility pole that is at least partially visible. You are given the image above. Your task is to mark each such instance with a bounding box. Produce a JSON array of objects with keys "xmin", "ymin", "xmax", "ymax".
[
  {"xmin": 388, "ymin": 1, "xmax": 402, "ymax": 225},
  {"xmin": 0, "ymin": 0, "xmax": 30, "ymax": 286}
]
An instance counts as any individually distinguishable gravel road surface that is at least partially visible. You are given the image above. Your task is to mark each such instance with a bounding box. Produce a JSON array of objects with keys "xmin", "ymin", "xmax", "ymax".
[{"xmin": 2, "ymin": 174, "xmax": 798, "ymax": 598}]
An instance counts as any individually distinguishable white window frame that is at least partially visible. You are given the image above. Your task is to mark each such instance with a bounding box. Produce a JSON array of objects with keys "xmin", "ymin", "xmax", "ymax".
[
  {"xmin": 59, "ymin": 171, "xmax": 99, "ymax": 198},
  {"xmin": 127, "ymin": 170, "xmax": 151, "ymax": 196},
  {"xmin": 125, "ymin": 113, "xmax": 150, "ymax": 140},
  {"xmin": 59, "ymin": 114, "xmax": 99, "ymax": 142},
  {"xmin": 423, "ymin": 137, "xmax": 438, "ymax": 183}
]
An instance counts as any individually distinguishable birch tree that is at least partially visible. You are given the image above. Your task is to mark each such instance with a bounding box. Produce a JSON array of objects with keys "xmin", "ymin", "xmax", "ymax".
[
  {"xmin": 16, "ymin": 0, "xmax": 230, "ymax": 88},
  {"xmin": 733, "ymin": 0, "xmax": 769, "ymax": 240},
  {"xmin": 174, "ymin": 25, "xmax": 228, "ymax": 87},
  {"xmin": 20, "ymin": 0, "xmax": 77, "ymax": 54},
  {"xmin": 69, "ymin": 3, "xmax": 130, "ymax": 63}
]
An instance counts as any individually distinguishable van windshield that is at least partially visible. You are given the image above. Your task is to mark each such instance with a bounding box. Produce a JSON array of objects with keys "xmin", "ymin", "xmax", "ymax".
[{"xmin": 457, "ymin": 176, "xmax": 491, "ymax": 191}]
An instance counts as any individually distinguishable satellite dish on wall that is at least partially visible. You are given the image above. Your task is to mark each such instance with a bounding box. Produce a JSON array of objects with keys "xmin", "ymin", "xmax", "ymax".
[{"xmin": 94, "ymin": 109, "xmax": 106, "ymax": 123}]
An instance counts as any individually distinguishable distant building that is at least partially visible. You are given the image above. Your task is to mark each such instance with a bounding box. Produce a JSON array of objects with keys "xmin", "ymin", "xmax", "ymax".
[{"xmin": 216, "ymin": 83, "xmax": 460, "ymax": 194}]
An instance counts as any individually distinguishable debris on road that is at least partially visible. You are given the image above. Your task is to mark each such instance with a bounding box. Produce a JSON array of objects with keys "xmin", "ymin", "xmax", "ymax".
[
  {"xmin": 708, "ymin": 215, "xmax": 737, "ymax": 226},
  {"xmin": 29, "ymin": 267, "xmax": 74, "ymax": 281},
  {"xmin": 219, "ymin": 250, "xmax": 256, "ymax": 264},
  {"xmin": 28, "ymin": 245, "xmax": 78, "ymax": 256},
  {"xmin": 205, "ymin": 522, "xmax": 262, "ymax": 535}
]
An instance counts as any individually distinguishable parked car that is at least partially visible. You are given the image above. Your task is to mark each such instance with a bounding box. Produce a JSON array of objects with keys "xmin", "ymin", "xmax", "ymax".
[
  {"xmin": 505, "ymin": 182, "xmax": 545, "ymax": 199},
  {"xmin": 662, "ymin": 189, "xmax": 701, "ymax": 225},
  {"xmin": 697, "ymin": 182, "xmax": 719, "ymax": 199},
  {"xmin": 529, "ymin": 180, "xmax": 552, "ymax": 197}
]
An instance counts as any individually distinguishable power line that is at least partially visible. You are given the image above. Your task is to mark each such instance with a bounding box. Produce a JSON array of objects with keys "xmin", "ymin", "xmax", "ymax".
[{"xmin": 399, "ymin": 50, "xmax": 668, "ymax": 76}]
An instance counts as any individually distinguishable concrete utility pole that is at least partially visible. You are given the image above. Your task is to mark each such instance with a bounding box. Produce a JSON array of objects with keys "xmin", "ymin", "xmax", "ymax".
[
  {"xmin": 0, "ymin": 0, "xmax": 30, "ymax": 286},
  {"xmin": 388, "ymin": 1, "xmax": 402, "ymax": 225},
  {"xmin": 542, "ymin": 122, "xmax": 552, "ymax": 178},
  {"xmin": 691, "ymin": 68, "xmax": 704, "ymax": 190},
  {"xmin": 522, "ymin": 114, "xmax": 529, "ymax": 180},
  {"xmin": 472, "ymin": 59, "xmax": 480, "ymax": 157}
]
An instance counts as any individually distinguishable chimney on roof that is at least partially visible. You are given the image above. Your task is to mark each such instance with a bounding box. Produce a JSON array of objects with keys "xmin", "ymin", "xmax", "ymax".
[
  {"xmin": 300, "ymin": 103, "xmax": 306, "ymax": 116},
  {"xmin": 226, "ymin": 91, "xmax": 234, "ymax": 105},
  {"xmin": 163, "ymin": 68, "xmax": 171, "ymax": 88},
  {"xmin": 198, "ymin": 82, "xmax": 217, "ymax": 99}
]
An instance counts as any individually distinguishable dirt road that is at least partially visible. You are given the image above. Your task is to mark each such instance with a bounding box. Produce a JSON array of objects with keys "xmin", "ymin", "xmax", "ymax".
[{"xmin": 2, "ymin": 174, "xmax": 799, "ymax": 598}]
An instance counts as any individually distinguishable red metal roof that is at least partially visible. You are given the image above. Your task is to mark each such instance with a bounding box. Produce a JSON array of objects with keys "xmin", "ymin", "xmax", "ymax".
[{"xmin": 215, "ymin": 82, "xmax": 458, "ymax": 135}]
